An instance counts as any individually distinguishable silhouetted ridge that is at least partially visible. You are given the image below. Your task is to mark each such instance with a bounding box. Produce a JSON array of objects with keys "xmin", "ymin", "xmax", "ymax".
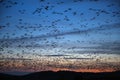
[{"xmin": 0, "ymin": 71, "xmax": 120, "ymax": 80}]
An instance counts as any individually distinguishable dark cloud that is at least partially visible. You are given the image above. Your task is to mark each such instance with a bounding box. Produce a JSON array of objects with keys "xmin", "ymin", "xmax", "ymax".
[
  {"xmin": 0, "ymin": 58, "xmax": 32, "ymax": 60},
  {"xmin": 43, "ymin": 54, "xmax": 70, "ymax": 57},
  {"xmin": 64, "ymin": 57, "xmax": 93, "ymax": 60},
  {"xmin": 0, "ymin": 23, "xmax": 120, "ymax": 42}
]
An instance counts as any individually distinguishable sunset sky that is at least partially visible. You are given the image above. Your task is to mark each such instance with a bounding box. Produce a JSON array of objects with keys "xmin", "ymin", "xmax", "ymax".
[{"xmin": 0, "ymin": 0, "xmax": 120, "ymax": 73}]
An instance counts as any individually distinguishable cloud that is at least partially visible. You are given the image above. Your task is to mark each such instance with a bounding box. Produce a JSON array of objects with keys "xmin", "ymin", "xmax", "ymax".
[
  {"xmin": 1, "ymin": 23, "xmax": 120, "ymax": 41},
  {"xmin": 64, "ymin": 57, "xmax": 93, "ymax": 60},
  {"xmin": 0, "ymin": 23, "xmax": 120, "ymax": 50},
  {"xmin": 0, "ymin": 58, "xmax": 32, "ymax": 61},
  {"xmin": 43, "ymin": 54, "xmax": 70, "ymax": 57}
]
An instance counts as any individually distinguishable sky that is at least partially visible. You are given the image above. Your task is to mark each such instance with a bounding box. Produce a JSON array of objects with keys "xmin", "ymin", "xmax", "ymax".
[{"xmin": 0, "ymin": 0, "xmax": 120, "ymax": 73}]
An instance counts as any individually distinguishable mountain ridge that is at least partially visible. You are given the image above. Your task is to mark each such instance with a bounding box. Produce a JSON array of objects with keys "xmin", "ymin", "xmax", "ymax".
[{"xmin": 0, "ymin": 70, "xmax": 120, "ymax": 80}]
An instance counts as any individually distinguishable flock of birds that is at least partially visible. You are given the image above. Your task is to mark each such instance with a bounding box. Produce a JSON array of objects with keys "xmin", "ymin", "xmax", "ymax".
[{"xmin": 0, "ymin": 0, "xmax": 120, "ymax": 72}]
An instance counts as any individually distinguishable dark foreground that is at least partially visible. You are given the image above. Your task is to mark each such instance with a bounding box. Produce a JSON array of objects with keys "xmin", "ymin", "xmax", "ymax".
[{"xmin": 0, "ymin": 71, "xmax": 120, "ymax": 80}]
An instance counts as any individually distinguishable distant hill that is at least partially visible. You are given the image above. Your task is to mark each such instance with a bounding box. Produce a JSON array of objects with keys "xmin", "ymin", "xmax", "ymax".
[{"xmin": 0, "ymin": 71, "xmax": 120, "ymax": 80}]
